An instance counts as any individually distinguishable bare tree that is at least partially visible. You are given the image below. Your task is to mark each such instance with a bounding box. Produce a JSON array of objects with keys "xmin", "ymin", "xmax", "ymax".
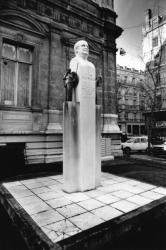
[{"xmin": 140, "ymin": 30, "xmax": 165, "ymax": 150}]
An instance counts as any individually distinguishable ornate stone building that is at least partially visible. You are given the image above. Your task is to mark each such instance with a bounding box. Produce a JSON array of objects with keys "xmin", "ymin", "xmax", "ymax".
[
  {"xmin": 117, "ymin": 65, "xmax": 146, "ymax": 136},
  {"xmin": 0, "ymin": 0, "xmax": 122, "ymax": 168}
]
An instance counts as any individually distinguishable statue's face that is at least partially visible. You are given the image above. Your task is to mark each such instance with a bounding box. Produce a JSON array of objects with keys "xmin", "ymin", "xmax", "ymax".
[{"xmin": 76, "ymin": 41, "xmax": 89, "ymax": 57}]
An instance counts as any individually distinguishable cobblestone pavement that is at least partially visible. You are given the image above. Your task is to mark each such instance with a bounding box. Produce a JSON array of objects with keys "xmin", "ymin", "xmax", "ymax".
[{"xmin": 3, "ymin": 172, "xmax": 166, "ymax": 244}]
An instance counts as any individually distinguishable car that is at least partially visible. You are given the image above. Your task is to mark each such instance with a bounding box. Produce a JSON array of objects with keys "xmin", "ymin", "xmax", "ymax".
[
  {"xmin": 122, "ymin": 136, "xmax": 148, "ymax": 155},
  {"xmin": 150, "ymin": 137, "xmax": 166, "ymax": 156}
]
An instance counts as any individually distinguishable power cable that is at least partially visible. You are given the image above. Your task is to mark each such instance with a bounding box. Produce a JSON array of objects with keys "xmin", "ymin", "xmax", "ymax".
[{"xmin": 122, "ymin": 4, "xmax": 166, "ymax": 30}]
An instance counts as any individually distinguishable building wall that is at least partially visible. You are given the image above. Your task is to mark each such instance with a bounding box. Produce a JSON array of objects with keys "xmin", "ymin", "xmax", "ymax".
[
  {"xmin": 142, "ymin": 8, "xmax": 166, "ymax": 111},
  {"xmin": 0, "ymin": 0, "xmax": 122, "ymax": 165},
  {"xmin": 117, "ymin": 65, "xmax": 146, "ymax": 136},
  {"xmin": 142, "ymin": 9, "xmax": 166, "ymax": 64}
]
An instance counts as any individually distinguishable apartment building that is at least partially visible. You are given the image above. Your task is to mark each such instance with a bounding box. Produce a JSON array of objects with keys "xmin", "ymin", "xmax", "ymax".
[
  {"xmin": 142, "ymin": 8, "xmax": 166, "ymax": 138},
  {"xmin": 117, "ymin": 65, "xmax": 146, "ymax": 136}
]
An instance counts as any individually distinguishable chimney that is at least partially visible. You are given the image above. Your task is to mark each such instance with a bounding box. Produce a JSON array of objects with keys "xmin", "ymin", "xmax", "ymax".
[{"xmin": 145, "ymin": 9, "xmax": 152, "ymax": 29}]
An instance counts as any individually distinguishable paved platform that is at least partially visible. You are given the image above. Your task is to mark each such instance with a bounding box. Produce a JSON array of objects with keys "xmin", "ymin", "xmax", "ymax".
[{"xmin": 1, "ymin": 172, "xmax": 166, "ymax": 249}]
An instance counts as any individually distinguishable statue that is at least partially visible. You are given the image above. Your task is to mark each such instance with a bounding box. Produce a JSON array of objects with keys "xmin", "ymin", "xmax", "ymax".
[
  {"xmin": 63, "ymin": 40, "xmax": 90, "ymax": 102},
  {"xmin": 63, "ymin": 40, "xmax": 101, "ymax": 193},
  {"xmin": 70, "ymin": 40, "xmax": 92, "ymax": 70},
  {"xmin": 63, "ymin": 40, "xmax": 102, "ymax": 103}
]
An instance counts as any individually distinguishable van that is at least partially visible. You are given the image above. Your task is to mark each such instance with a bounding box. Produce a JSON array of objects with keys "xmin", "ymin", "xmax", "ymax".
[{"xmin": 122, "ymin": 136, "xmax": 148, "ymax": 155}]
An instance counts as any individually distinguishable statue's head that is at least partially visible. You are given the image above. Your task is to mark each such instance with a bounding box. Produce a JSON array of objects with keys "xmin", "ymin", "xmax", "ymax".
[{"xmin": 74, "ymin": 40, "xmax": 89, "ymax": 59}]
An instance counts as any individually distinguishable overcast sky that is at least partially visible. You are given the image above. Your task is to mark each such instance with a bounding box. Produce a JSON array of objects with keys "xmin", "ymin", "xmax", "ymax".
[{"xmin": 114, "ymin": 0, "xmax": 166, "ymax": 70}]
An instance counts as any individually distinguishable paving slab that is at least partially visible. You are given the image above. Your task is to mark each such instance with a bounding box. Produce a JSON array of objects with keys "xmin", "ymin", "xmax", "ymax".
[
  {"xmin": 127, "ymin": 195, "xmax": 152, "ymax": 206},
  {"xmin": 1, "ymin": 172, "xmax": 166, "ymax": 250}
]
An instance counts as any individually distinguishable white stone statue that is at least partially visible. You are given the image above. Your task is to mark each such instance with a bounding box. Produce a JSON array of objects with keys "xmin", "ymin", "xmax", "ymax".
[
  {"xmin": 70, "ymin": 40, "xmax": 94, "ymax": 70},
  {"xmin": 63, "ymin": 40, "xmax": 101, "ymax": 193},
  {"xmin": 69, "ymin": 40, "xmax": 95, "ymax": 102}
]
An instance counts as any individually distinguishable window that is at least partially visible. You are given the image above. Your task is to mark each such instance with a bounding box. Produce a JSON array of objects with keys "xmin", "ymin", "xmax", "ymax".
[
  {"xmin": 152, "ymin": 36, "xmax": 158, "ymax": 48},
  {"xmin": 127, "ymin": 125, "xmax": 131, "ymax": 133},
  {"xmin": 141, "ymin": 125, "xmax": 146, "ymax": 135},
  {"xmin": 126, "ymin": 138, "xmax": 134, "ymax": 143},
  {"xmin": 132, "ymin": 77, "xmax": 135, "ymax": 84},
  {"xmin": 134, "ymin": 138, "xmax": 140, "ymax": 143},
  {"xmin": 0, "ymin": 41, "xmax": 32, "ymax": 107},
  {"xmin": 124, "ymin": 75, "xmax": 127, "ymax": 82},
  {"xmin": 141, "ymin": 138, "xmax": 147, "ymax": 143},
  {"xmin": 128, "ymin": 112, "xmax": 133, "ymax": 120}
]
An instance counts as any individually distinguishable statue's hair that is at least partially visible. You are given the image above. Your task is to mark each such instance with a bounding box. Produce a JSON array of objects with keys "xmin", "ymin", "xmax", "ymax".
[{"xmin": 74, "ymin": 40, "xmax": 88, "ymax": 55}]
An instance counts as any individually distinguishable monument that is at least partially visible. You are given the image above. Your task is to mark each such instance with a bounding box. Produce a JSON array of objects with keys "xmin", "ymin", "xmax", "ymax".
[{"xmin": 63, "ymin": 40, "xmax": 101, "ymax": 193}]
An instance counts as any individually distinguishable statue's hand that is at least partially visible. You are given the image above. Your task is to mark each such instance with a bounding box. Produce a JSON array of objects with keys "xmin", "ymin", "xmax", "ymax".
[
  {"xmin": 63, "ymin": 69, "xmax": 71, "ymax": 81},
  {"xmin": 70, "ymin": 72, "xmax": 79, "ymax": 88}
]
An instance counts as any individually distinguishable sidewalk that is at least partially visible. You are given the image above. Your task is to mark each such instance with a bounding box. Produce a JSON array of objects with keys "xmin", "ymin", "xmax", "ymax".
[
  {"xmin": 130, "ymin": 154, "xmax": 166, "ymax": 167},
  {"xmin": 1, "ymin": 171, "xmax": 166, "ymax": 249}
]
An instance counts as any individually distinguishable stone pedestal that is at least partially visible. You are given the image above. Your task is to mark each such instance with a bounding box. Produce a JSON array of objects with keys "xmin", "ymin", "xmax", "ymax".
[
  {"xmin": 45, "ymin": 109, "xmax": 63, "ymax": 133},
  {"xmin": 102, "ymin": 114, "xmax": 123, "ymax": 157},
  {"xmin": 102, "ymin": 114, "xmax": 120, "ymax": 134},
  {"xmin": 63, "ymin": 102, "xmax": 101, "ymax": 192}
]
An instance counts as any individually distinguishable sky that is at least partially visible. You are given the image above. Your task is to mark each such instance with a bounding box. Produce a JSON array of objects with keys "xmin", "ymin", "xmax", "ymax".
[{"xmin": 114, "ymin": 0, "xmax": 166, "ymax": 70}]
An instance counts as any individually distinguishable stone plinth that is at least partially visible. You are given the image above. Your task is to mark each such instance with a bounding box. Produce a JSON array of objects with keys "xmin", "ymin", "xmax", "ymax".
[
  {"xmin": 63, "ymin": 102, "xmax": 101, "ymax": 192},
  {"xmin": 45, "ymin": 109, "xmax": 63, "ymax": 133},
  {"xmin": 101, "ymin": 114, "xmax": 123, "ymax": 157},
  {"xmin": 2, "ymin": 171, "xmax": 166, "ymax": 250},
  {"xmin": 63, "ymin": 102, "xmax": 80, "ymax": 192},
  {"xmin": 102, "ymin": 114, "xmax": 120, "ymax": 134}
]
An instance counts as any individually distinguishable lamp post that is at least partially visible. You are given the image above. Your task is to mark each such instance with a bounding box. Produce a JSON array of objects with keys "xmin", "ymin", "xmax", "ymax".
[{"xmin": 118, "ymin": 47, "xmax": 126, "ymax": 56}]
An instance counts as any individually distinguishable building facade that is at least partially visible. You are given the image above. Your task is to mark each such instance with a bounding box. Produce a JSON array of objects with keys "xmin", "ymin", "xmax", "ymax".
[
  {"xmin": 0, "ymin": 0, "xmax": 122, "ymax": 168},
  {"xmin": 142, "ymin": 8, "xmax": 166, "ymax": 138},
  {"xmin": 142, "ymin": 8, "xmax": 166, "ymax": 110},
  {"xmin": 117, "ymin": 65, "xmax": 146, "ymax": 136}
]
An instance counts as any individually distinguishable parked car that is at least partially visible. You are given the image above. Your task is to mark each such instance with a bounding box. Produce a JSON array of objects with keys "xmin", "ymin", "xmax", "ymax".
[
  {"xmin": 122, "ymin": 136, "xmax": 148, "ymax": 155},
  {"xmin": 150, "ymin": 137, "xmax": 166, "ymax": 156}
]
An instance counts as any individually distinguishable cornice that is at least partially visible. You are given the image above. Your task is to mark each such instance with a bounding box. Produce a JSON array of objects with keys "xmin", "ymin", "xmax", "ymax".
[
  {"xmin": 0, "ymin": 8, "xmax": 48, "ymax": 37},
  {"xmin": 0, "ymin": 0, "xmax": 123, "ymax": 51}
]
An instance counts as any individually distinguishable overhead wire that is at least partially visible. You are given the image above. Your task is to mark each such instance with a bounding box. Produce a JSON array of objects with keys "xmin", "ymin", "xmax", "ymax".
[
  {"xmin": 122, "ymin": 3, "xmax": 166, "ymax": 31},
  {"xmin": 123, "ymin": 24, "xmax": 143, "ymax": 30}
]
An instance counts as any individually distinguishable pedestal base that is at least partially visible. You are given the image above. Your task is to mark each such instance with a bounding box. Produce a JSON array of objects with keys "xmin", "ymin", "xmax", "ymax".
[
  {"xmin": 101, "ymin": 114, "xmax": 123, "ymax": 157},
  {"xmin": 63, "ymin": 102, "xmax": 101, "ymax": 193}
]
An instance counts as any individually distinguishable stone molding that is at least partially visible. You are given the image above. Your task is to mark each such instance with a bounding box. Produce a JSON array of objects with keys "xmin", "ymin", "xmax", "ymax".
[
  {"xmin": 0, "ymin": 0, "xmax": 122, "ymax": 42},
  {"xmin": 44, "ymin": 109, "xmax": 63, "ymax": 133},
  {"xmin": 102, "ymin": 113, "xmax": 121, "ymax": 134},
  {"xmin": 0, "ymin": 9, "xmax": 48, "ymax": 37}
]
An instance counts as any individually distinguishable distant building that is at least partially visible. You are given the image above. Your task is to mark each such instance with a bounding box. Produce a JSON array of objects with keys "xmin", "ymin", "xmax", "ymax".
[
  {"xmin": 142, "ymin": 8, "xmax": 166, "ymax": 110},
  {"xmin": 142, "ymin": 8, "xmax": 166, "ymax": 138},
  {"xmin": 0, "ymin": 0, "xmax": 122, "ymax": 172},
  {"xmin": 117, "ymin": 65, "xmax": 146, "ymax": 136}
]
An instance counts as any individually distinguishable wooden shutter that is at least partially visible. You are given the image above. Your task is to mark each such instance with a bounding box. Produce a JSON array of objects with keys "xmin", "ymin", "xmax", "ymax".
[
  {"xmin": 1, "ymin": 59, "xmax": 15, "ymax": 105},
  {"xmin": 17, "ymin": 63, "xmax": 30, "ymax": 107}
]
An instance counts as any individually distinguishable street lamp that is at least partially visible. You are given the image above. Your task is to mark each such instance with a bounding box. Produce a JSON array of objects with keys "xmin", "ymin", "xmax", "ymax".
[{"xmin": 119, "ymin": 48, "xmax": 126, "ymax": 56}]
